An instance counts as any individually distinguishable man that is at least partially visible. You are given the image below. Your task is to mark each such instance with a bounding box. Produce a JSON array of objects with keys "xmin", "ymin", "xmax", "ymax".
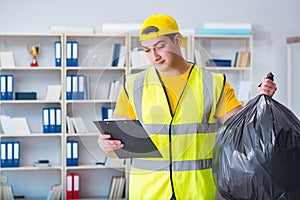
[{"xmin": 98, "ymin": 14, "xmax": 277, "ymax": 200}]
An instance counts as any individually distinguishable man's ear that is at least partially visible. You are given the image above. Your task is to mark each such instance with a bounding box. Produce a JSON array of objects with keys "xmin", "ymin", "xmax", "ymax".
[{"xmin": 174, "ymin": 34, "xmax": 181, "ymax": 46}]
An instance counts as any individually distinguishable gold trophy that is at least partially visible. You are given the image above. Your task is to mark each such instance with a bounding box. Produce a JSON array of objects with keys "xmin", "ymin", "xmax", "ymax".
[{"xmin": 27, "ymin": 45, "xmax": 40, "ymax": 67}]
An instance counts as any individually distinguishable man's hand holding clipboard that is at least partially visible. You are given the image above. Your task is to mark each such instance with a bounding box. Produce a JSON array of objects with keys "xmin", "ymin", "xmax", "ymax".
[{"xmin": 95, "ymin": 120, "xmax": 162, "ymax": 159}]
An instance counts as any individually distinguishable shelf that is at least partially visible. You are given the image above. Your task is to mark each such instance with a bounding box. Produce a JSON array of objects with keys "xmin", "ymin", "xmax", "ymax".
[
  {"xmin": 0, "ymin": 166, "xmax": 62, "ymax": 171},
  {"xmin": 194, "ymin": 35, "xmax": 252, "ymax": 39},
  {"xmin": 66, "ymin": 99, "xmax": 116, "ymax": 104},
  {"xmin": 0, "ymin": 133, "xmax": 62, "ymax": 138},
  {"xmin": 0, "ymin": 100, "xmax": 62, "ymax": 104},
  {"xmin": 66, "ymin": 165, "xmax": 125, "ymax": 170},
  {"xmin": 66, "ymin": 66, "xmax": 126, "ymax": 71}
]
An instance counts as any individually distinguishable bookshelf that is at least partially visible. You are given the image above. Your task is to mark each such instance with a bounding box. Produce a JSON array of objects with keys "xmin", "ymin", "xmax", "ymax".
[
  {"xmin": 0, "ymin": 32, "xmax": 254, "ymax": 199},
  {"xmin": 63, "ymin": 34, "xmax": 128, "ymax": 199},
  {"xmin": 0, "ymin": 33, "xmax": 128, "ymax": 199},
  {"xmin": 0, "ymin": 34, "xmax": 64, "ymax": 199},
  {"xmin": 191, "ymin": 34, "xmax": 253, "ymax": 103}
]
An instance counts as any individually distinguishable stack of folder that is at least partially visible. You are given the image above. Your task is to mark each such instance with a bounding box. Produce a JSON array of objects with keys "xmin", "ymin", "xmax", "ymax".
[
  {"xmin": 42, "ymin": 107, "xmax": 62, "ymax": 133},
  {"xmin": 108, "ymin": 176, "xmax": 126, "ymax": 199},
  {"xmin": 0, "ymin": 74, "xmax": 14, "ymax": 100},
  {"xmin": 66, "ymin": 41, "xmax": 78, "ymax": 67},
  {"xmin": 66, "ymin": 173, "xmax": 80, "ymax": 199},
  {"xmin": 66, "ymin": 75, "xmax": 88, "ymax": 100},
  {"xmin": 1, "ymin": 141, "xmax": 20, "ymax": 167},
  {"xmin": 66, "ymin": 140, "xmax": 78, "ymax": 166}
]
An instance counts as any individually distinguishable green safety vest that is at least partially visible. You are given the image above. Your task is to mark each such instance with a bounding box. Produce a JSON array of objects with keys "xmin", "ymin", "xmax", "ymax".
[{"xmin": 124, "ymin": 65, "xmax": 225, "ymax": 200}]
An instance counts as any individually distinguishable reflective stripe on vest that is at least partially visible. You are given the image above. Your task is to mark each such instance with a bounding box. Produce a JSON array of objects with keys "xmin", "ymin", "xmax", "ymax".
[
  {"xmin": 143, "ymin": 123, "xmax": 218, "ymax": 135},
  {"xmin": 132, "ymin": 157, "xmax": 212, "ymax": 171}
]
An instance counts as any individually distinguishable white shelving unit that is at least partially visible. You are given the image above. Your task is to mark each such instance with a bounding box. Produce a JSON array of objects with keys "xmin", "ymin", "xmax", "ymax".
[
  {"xmin": 0, "ymin": 34, "xmax": 64, "ymax": 199},
  {"xmin": 63, "ymin": 34, "xmax": 128, "ymax": 199},
  {"xmin": 191, "ymin": 34, "xmax": 253, "ymax": 103}
]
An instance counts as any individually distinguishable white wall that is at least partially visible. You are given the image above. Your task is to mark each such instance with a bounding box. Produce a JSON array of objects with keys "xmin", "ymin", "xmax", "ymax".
[{"xmin": 1, "ymin": 0, "xmax": 300, "ymax": 106}]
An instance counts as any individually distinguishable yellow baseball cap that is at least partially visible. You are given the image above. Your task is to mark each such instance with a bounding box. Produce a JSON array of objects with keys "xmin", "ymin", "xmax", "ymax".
[{"xmin": 139, "ymin": 14, "xmax": 186, "ymax": 46}]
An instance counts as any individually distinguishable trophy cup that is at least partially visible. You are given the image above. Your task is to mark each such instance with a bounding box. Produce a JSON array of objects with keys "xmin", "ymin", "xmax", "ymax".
[{"xmin": 27, "ymin": 45, "xmax": 40, "ymax": 67}]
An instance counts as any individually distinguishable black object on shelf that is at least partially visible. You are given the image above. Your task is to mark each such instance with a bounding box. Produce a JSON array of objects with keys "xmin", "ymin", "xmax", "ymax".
[{"xmin": 15, "ymin": 92, "xmax": 37, "ymax": 100}]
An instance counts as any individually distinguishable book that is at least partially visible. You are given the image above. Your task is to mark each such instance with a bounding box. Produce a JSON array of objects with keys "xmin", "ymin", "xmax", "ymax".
[
  {"xmin": 111, "ymin": 43, "xmax": 121, "ymax": 66},
  {"xmin": 0, "ymin": 184, "xmax": 14, "ymax": 200},
  {"xmin": 46, "ymin": 85, "xmax": 61, "ymax": 101},
  {"xmin": 0, "ymin": 115, "xmax": 16, "ymax": 134},
  {"xmin": 130, "ymin": 48, "xmax": 151, "ymax": 68},
  {"xmin": 93, "ymin": 119, "xmax": 162, "ymax": 158},
  {"xmin": 11, "ymin": 117, "xmax": 31, "ymax": 135},
  {"xmin": 47, "ymin": 184, "xmax": 62, "ymax": 200},
  {"xmin": 72, "ymin": 117, "xmax": 88, "ymax": 134},
  {"xmin": 0, "ymin": 52, "xmax": 15, "ymax": 67},
  {"xmin": 235, "ymin": 52, "xmax": 250, "ymax": 68},
  {"xmin": 108, "ymin": 80, "xmax": 121, "ymax": 101},
  {"xmin": 117, "ymin": 46, "xmax": 127, "ymax": 67},
  {"xmin": 207, "ymin": 59, "xmax": 232, "ymax": 67},
  {"xmin": 66, "ymin": 116, "xmax": 76, "ymax": 134},
  {"xmin": 0, "ymin": 116, "xmax": 31, "ymax": 135},
  {"xmin": 204, "ymin": 22, "xmax": 252, "ymax": 30},
  {"xmin": 108, "ymin": 176, "xmax": 125, "ymax": 199},
  {"xmin": 195, "ymin": 28, "xmax": 251, "ymax": 35}
]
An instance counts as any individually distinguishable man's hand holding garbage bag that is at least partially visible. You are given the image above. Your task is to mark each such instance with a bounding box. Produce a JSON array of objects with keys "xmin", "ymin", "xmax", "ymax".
[{"xmin": 213, "ymin": 73, "xmax": 300, "ymax": 200}]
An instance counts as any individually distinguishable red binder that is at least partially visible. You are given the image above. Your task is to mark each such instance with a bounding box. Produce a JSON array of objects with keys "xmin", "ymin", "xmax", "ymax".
[
  {"xmin": 66, "ymin": 174, "xmax": 73, "ymax": 199},
  {"xmin": 73, "ymin": 173, "xmax": 80, "ymax": 199},
  {"xmin": 66, "ymin": 173, "xmax": 80, "ymax": 199}
]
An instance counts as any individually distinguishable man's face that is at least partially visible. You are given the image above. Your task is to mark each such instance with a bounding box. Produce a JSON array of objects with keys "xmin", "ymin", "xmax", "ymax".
[{"xmin": 141, "ymin": 35, "xmax": 180, "ymax": 70}]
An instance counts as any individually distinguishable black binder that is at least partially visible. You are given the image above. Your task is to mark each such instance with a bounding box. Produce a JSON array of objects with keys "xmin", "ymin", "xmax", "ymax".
[{"xmin": 93, "ymin": 120, "xmax": 162, "ymax": 158}]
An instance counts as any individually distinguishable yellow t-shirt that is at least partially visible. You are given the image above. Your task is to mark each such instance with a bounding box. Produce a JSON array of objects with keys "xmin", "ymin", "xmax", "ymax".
[{"xmin": 114, "ymin": 67, "xmax": 241, "ymax": 120}]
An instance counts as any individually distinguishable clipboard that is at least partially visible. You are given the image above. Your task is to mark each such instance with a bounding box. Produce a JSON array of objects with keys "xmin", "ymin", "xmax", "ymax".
[{"xmin": 93, "ymin": 120, "xmax": 162, "ymax": 158}]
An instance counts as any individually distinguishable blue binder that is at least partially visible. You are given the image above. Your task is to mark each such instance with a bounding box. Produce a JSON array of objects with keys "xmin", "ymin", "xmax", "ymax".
[
  {"xmin": 72, "ymin": 141, "xmax": 79, "ymax": 166},
  {"xmin": 66, "ymin": 75, "xmax": 73, "ymax": 100},
  {"xmin": 42, "ymin": 108, "xmax": 50, "ymax": 133},
  {"xmin": 72, "ymin": 75, "xmax": 78, "ymax": 100},
  {"xmin": 66, "ymin": 41, "xmax": 78, "ymax": 67},
  {"xmin": 54, "ymin": 41, "xmax": 62, "ymax": 67},
  {"xmin": 55, "ymin": 107, "xmax": 62, "ymax": 133},
  {"xmin": 78, "ymin": 75, "xmax": 86, "ymax": 100},
  {"xmin": 7, "ymin": 142, "xmax": 13, "ymax": 167},
  {"xmin": 72, "ymin": 41, "xmax": 78, "ymax": 67},
  {"xmin": 0, "ymin": 75, "xmax": 6, "ymax": 100},
  {"xmin": 66, "ymin": 141, "xmax": 72, "ymax": 166},
  {"xmin": 13, "ymin": 141, "xmax": 20, "ymax": 167},
  {"xmin": 1, "ymin": 142, "xmax": 7, "ymax": 167},
  {"xmin": 66, "ymin": 41, "xmax": 73, "ymax": 67},
  {"xmin": 49, "ymin": 108, "xmax": 56, "ymax": 133},
  {"xmin": 66, "ymin": 140, "xmax": 79, "ymax": 166},
  {"xmin": 6, "ymin": 74, "xmax": 14, "ymax": 100}
]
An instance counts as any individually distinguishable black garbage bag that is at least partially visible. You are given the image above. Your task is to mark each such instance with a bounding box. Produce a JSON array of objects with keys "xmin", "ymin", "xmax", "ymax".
[{"xmin": 213, "ymin": 95, "xmax": 300, "ymax": 200}]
